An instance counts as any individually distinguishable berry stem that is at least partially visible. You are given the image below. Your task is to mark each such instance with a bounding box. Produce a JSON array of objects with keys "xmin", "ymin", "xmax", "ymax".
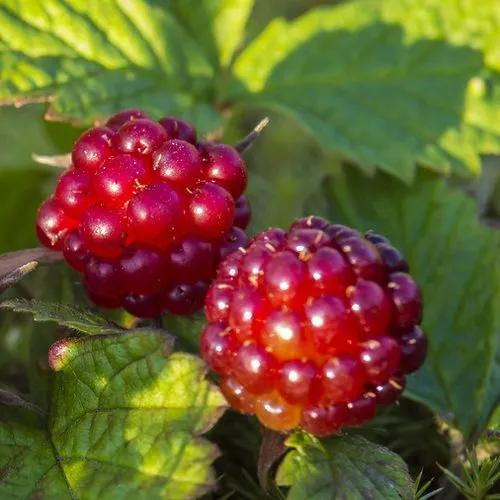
[
  {"xmin": 234, "ymin": 117, "xmax": 270, "ymax": 153},
  {"xmin": 153, "ymin": 315, "xmax": 163, "ymax": 329},
  {"xmin": 32, "ymin": 153, "xmax": 72, "ymax": 169}
]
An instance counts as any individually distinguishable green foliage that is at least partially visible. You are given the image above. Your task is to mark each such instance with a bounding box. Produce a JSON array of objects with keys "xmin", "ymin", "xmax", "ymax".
[
  {"xmin": 276, "ymin": 431, "xmax": 413, "ymax": 499},
  {"xmin": 321, "ymin": 168, "xmax": 500, "ymax": 437},
  {"xmin": 0, "ymin": 330, "xmax": 227, "ymax": 499}
]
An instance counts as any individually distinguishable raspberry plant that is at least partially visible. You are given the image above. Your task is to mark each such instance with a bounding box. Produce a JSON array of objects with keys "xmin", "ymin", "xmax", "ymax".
[{"xmin": 0, "ymin": 1, "xmax": 499, "ymax": 499}]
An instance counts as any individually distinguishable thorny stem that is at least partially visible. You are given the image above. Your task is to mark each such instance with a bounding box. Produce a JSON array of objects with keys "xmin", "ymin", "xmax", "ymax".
[{"xmin": 234, "ymin": 117, "xmax": 270, "ymax": 153}]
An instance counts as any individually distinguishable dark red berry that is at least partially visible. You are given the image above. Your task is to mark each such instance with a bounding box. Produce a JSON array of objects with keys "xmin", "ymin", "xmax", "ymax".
[
  {"xmin": 234, "ymin": 195, "xmax": 251, "ymax": 230},
  {"xmin": 54, "ymin": 168, "xmax": 94, "ymax": 218},
  {"xmin": 347, "ymin": 280, "xmax": 391, "ymax": 337},
  {"xmin": 36, "ymin": 198, "xmax": 76, "ymax": 250},
  {"xmin": 327, "ymin": 224, "xmax": 359, "ymax": 243},
  {"xmin": 373, "ymin": 374, "xmax": 406, "ymax": 405},
  {"xmin": 301, "ymin": 404, "xmax": 346, "ymax": 436},
  {"xmin": 126, "ymin": 182, "xmax": 185, "ymax": 245},
  {"xmin": 72, "ymin": 127, "xmax": 114, "ymax": 171},
  {"xmin": 84, "ymin": 257, "xmax": 124, "ymax": 299},
  {"xmin": 278, "ymin": 360, "xmax": 320, "ymax": 405},
  {"xmin": 345, "ymin": 394, "xmax": 377, "ymax": 426},
  {"xmin": 113, "ymin": 118, "xmax": 166, "ymax": 155},
  {"xmin": 228, "ymin": 287, "xmax": 270, "ymax": 341},
  {"xmin": 123, "ymin": 292, "xmax": 165, "ymax": 318},
  {"xmin": 86, "ymin": 288, "xmax": 123, "ymax": 309},
  {"xmin": 290, "ymin": 216, "xmax": 329, "ymax": 232},
  {"xmin": 162, "ymin": 281, "xmax": 208, "ymax": 315},
  {"xmin": 218, "ymin": 226, "xmax": 249, "ymax": 260},
  {"xmin": 63, "ymin": 229, "xmax": 90, "ymax": 272},
  {"xmin": 363, "ymin": 231, "xmax": 389, "ymax": 245},
  {"xmin": 238, "ymin": 245, "xmax": 274, "ymax": 288},
  {"xmin": 167, "ymin": 236, "xmax": 215, "ymax": 284},
  {"xmin": 398, "ymin": 326, "xmax": 428, "ymax": 373},
  {"xmin": 158, "ymin": 116, "xmax": 197, "ymax": 144},
  {"xmin": 118, "ymin": 245, "xmax": 169, "ymax": 294},
  {"xmin": 340, "ymin": 236, "xmax": 385, "ymax": 282},
  {"xmin": 200, "ymin": 322, "xmax": 239, "ymax": 375},
  {"xmin": 188, "ymin": 182, "xmax": 234, "ymax": 241},
  {"xmin": 251, "ymin": 228, "xmax": 286, "ymax": 250},
  {"xmin": 321, "ymin": 354, "xmax": 366, "ymax": 403},
  {"xmin": 263, "ymin": 251, "xmax": 305, "ymax": 307},
  {"xmin": 152, "ymin": 139, "xmax": 202, "ymax": 188},
  {"xmin": 79, "ymin": 204, "xmax": 125, "ymax": 258},
  {"xmin": 233, "ymin": 343, "xmax": 277, "ymax": 394},
  {"xmin": 359, "ymin": 337, "xmax": 400, "ymax": 385},
  {"xmin": 388, "ymin": 272, "xmax": 423, "ymax": 327},
  {"xmin": 106, "ymin": 109, "xmax": 149, "ymax": 131},
  {"xmin": 93, "ymin": 154, "xmax": 149, "ymax": 208},
  {"xmin": 216, "ymin": 249, "xmax": 245, "ymax": 282},
  {"xmin": 204, "ymin": 144, "xmax": 248, "ymax": 199},
  {"xmin": 205, "ymin": 282, "xmax": 235, "ymax": 322},
  {"xmin": 306, "ymin": 247, "xmax": 354, "ymax": 296},
  {"xmin": 376, "ymin": 244, "xmax": 409, "ymax": 273},
  {"xmin": 286, "ymin": 229, "xmax": 330, "ymax": 257}
]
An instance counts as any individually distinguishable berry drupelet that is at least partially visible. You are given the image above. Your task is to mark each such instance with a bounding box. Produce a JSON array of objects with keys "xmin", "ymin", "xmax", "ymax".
[
  {"xmin": 36, "ymin": 110, "xmax": 251, "ymax": 317},
  {"xmin": 202, "ymin": 216, "xmax": 427, "ymax": 436}
]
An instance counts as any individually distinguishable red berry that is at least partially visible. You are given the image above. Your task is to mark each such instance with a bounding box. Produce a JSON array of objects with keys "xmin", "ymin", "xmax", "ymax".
[
  {"xmin": 233, "ymin": 343, "xmax": 277, "ymax": 394},
  {"xmin": 238, "ymin": 245, "xmax": 274, "ymax": 288},
  {"xmin": 127, "ymin": 182, "xmax": 185, "ymax": 245},
  {"xmin": 218, "ymin": 226, "xmax": 249, "ymax": 260},
  {"xmin": 255, "ymin": 391, "xmax": 301, "ymax": 432},
  {"xmin": 188, "ymin": 182, "xmax": 234, "ymax": 241},
  {"xmin": 278, "ymin": 360, "xmax": 320, "ymax": 405},
  {"xmin": 216, "ymin": 249, "xmax": 245, "ymax": 282},
  {"xmin": 301, "ymin": 404, "xmax": 346, "ymax": 436},
  {"xmin": 106, "ymin": 109, "xmax": 149, "ymax": 131},
  {"xmin": 373, "ymin": 374, "xmax": 406, "ymax": 405},
  {"xmin": 260, "ymin": 309, "xmax": 304, "ymax": 361},
  {"xmin": 228, "ymin": 287, "xmax": 270, "ymax": 341},
  {"xmin": 251, "ymin": 228, "xmax": 286, "ymax": 250},
  {"xmin": 204, "ymin": 144, "xmax": 248, "ymax": 199},
  {"xmin": 345, "ymin": 393, "xmax": 377, "ymax": 427},
  {"xmin": 93, "ymin": 154, "xmax": 149, "ymax": 208},
  {"xmin": 263, "ymin": 251, "xmax": 305, "ymax": 307},
  {"xmin": 113, "ymin": 118, "xmax": 166, "ymax": 155},
  {"xmin": 152, "ymin": 139, "xmax": 202, "ymax": 188},
  {"xmin": 84, "ymin": 257, "xmax": 124, "ymax": 299},
  {"xmin": 363, "ymin": 231, "xmax": 389, "ymax": 245},
  {"xmin": 321, "ymin": 354, "xmax": 366, "ymax": 404},
  {"xmin": 36, "ymin": 198, "xmax": 76, "ymax": 250},
  {"xmin": 123, "ymin": 292, "xmax": 165, "ymax": 318},
  {"xmin": 220, "ymin": 377, "xmax": 255, "ymax": 414},
  {"xmin": 205, "ymin": 282, "xmax": 234, "ymax": 322},
  {"xmin": 72, "ymin": 127, "xmax": 114, "ymax": 171},
  {"xmin": 286, "ymin": 229, "xmax": 330, "ymax": 258},
  {"xmin": 163, "ymin": 281, "xmax": 208, "ymax": 316},
  {"xmin": 398, "ymin": 326, "xmax": 428, "ymax": 373},
  {"xmin": 63, "ymin": 229, "xmax": 90, "ymax": 272},
  {"xmin": 359, "ymin": 337, "xmax": 400, "ymax": 385},
  {"xmin": 80, "ymin": 204, "xmax": 126, "ymax": 258},
  {"xmin": 86, "ymin": 288, "xmax": 123, "ymax": 309},
  {"xmin": 234, "ymin": 195, "xmax": 251, "ymax": 230},
  {"xmin": 304, "ymin": 295, "xmax": 358, "ymax": 355},
  {"xmin": 118, "ymin": 245, "xmax": 169, "ymax": 294},
  {"xmin": 347, "ymin": 280, "xmax": 391, "ymax": 337},
  {"xmin": 306, "ymin": 247, "xmax": 354, "ymax": 296},
  {"xmin": 327, "ymin": 224, "xmax": 359, "ymax": 243},
  {"xmin": 54, "ymin": 168, "xmax": 94, "ymax": 218},
  {"xmin": 388, "ymin": 272, "xmax": 423, "ymax": 327},
  {"xmin": 376, "ymin": 244, "xmax": 409, "ymax": 273},
  {"xmin": 158, "ymin": 116, "xmax": 197, "ymax": 144},
  {"xmin": 167, "ymin": 236, "xmax": 215, "ymax": 284},
  {"xmin": 290, "ymin": 216, "xmax": 329, "ymax": 232},
  {"xmin": 200, "ymin": 322, "xmax": 239, "ymax": 375},
  {"xmin": 340, "ymin": 236, "xmax": 385, "ymax": 282}
]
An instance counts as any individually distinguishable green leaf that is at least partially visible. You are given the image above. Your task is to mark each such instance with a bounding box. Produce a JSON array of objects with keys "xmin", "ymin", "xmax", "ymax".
[
  {"xmin": 162, "ymin": 0, "xmax": 254, "ymax": 68},
  {"xmin": 0, "ymin": 330, "xmax": 227, "ymax": 499},
  {"xmin": 230, "ymin": 0, "xmax": 500, "ymax": 181},
  {"xmin": 276, "ymin": 432, "xmax": 412, "ymax": 500},
  {"xmin": 0, "ymin": 298, "xmax": 122, "ymax": 335},
  {"xmin": 0, "ymin": 0, "xmax": 222, "ymax": 131},
  {"xmin": 322, "ymin": 168, "xmax": 500, "ymax": 437}
]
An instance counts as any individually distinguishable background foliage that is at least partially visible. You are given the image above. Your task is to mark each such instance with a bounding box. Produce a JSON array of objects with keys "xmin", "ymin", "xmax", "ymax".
[{"xmin": 0, "ymin": 0, "xmax": 499, "ymax": 498}]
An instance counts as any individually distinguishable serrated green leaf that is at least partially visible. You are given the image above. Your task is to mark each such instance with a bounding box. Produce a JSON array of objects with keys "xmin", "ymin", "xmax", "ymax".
[
  {"xmin": 161, "ymin": 0, "xmax": 254, "ymax": 68},
  {"xmin": 0, "ymin": 298, "xmax": 121, "ymax": 335},
  {"xmin": 0, "ymin": 0, "xmax": 223, "ymax": 131},
  {"xmin": 276, "ymin": 432, "xmax": 412, "ymax": 500},
  {"xmin": 0, "ymin": 330, "xmax": 227, "ymax": 499},
  {"xmin": 322, "ymin": 168, "xmax": 500, "ymax": 437},
  {"xmin": 230, "ymin": 0, "xmax": 500, "ymax": 181}
]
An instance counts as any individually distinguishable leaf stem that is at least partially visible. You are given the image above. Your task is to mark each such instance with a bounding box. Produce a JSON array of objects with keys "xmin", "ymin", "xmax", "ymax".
[{"xmin": 234, "ymin": 117, "xmax": 270, "ymax": 153}]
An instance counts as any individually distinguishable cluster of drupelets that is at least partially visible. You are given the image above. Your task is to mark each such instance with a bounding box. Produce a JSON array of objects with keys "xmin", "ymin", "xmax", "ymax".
[{"xmin": 37, "ymin": 111, "xmax": 427, "ymax": 436}]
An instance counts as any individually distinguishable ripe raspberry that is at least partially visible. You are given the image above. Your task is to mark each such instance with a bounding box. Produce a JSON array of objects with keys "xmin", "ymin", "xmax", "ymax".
[
  {"xmin": 202, "ymin": 218, "xmax": 426, "ymax": 436},
  {"xmin": 36, "ymin": 110, "xmax": 251, "ymax": 317}
]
